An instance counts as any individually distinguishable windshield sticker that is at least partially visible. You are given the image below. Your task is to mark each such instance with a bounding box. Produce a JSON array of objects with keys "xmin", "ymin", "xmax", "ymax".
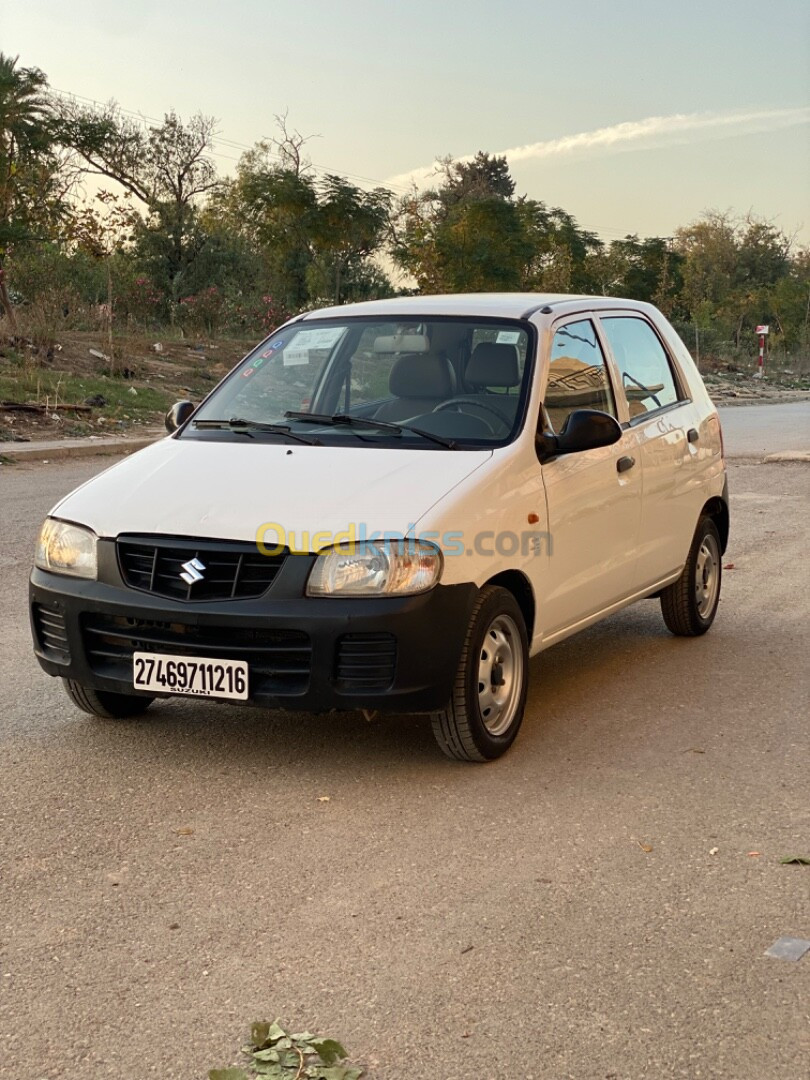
[
  {"xmin": 259, "ymin": 339, "xmax": 286, "ymax": 359},
  {"xmin": 496, "ymin": 330, "xmax": 521, "ymax": 344},
  {"xmin": 292, "ymin": 327, "xmax": 345, "ymax": 350},
  {"xmin": 283, "ymin": 348, "xmax": 312, "ymax": 367},
  {"xmin": 241, "ymin": 367, "xmax": 255, "ymax": 378}
]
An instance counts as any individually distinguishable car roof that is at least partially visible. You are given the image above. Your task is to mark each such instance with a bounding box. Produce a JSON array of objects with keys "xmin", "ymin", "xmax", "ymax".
[{"xmin": 300, "ymin": 293, "xmax": 656, "ymax": 322}]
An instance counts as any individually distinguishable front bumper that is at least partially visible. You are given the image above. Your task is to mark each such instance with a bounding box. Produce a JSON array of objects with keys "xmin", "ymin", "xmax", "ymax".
[{"xmin": 29, "ymin": 549, "xmax": 477, "ymax": 714}]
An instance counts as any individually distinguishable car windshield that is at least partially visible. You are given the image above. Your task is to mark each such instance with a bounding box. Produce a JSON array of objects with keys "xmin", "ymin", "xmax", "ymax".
[{"xmin": 186, "ymin": 316, "xmax": 534, "ymax": 449}]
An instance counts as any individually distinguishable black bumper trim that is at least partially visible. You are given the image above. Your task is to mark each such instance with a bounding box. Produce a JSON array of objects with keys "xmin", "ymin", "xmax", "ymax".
[{"xmin": 30, "ymin": 568, "xmax": 477, "ymax": 714}]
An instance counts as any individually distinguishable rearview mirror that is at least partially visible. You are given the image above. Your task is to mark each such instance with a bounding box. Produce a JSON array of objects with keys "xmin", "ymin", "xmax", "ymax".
[
  {"xmin": 165, "ymin": 400, "xmax": 195, "ymax": 433},
  {"xmin": 537, "ymin": 409, "xmax": 622, "ymax": 460}
]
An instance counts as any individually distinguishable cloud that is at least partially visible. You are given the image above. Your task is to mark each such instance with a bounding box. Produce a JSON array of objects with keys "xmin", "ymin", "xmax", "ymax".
[{"xmin": 386, "ymin": 106, "xmax": 810, "ymax": 190}]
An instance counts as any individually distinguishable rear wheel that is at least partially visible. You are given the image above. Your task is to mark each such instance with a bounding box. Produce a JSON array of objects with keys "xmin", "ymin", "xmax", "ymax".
[
  {"xmin": 660, "ymin": 517, "xmax": 722, "ymax": 636},
  {"xmin": 431, "ymin": 585, "xmax": 529, "ymax": 762},
  {"xmin": 62, "ymin": 678, "xmax": 155, "ymax": 719}
]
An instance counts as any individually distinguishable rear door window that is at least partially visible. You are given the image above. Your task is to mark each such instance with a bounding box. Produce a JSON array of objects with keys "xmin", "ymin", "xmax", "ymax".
[{"xmin": 600, "ymin": 317, "xmax": 682, "ymax": 419}]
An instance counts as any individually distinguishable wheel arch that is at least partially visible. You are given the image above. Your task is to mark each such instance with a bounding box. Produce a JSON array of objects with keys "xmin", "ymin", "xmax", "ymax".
[
  {"xmin": 701, "ymin": 494, "xmax": 729, "ymax": 553},
  {"xmin": 484, "ymin": 570, "xmax": 536, "ymax": 640}
]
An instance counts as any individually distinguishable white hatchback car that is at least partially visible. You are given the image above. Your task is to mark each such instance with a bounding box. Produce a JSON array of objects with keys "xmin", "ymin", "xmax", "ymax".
[{"xmin": 31, "ymin": 294, "xmax": 728, "ymax": 761}]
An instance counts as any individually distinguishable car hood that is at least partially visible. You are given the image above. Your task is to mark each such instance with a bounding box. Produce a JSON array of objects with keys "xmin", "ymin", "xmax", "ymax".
[{"xmin": 52, "ymin": 436, "xmax": 493, "ymax": 547}]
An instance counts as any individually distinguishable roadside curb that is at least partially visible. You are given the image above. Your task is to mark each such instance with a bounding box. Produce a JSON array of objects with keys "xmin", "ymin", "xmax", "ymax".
[
  {"xmin": 761, "ymin": 450, "xmax": 810, "ymax": 463},
  {"xmin": 0, "ymin": 434, "xmax": 160, "ymax": 464}
]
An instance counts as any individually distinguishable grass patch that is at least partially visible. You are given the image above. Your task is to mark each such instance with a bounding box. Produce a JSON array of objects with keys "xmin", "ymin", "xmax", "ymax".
[{"xmin": 0, "ymin": 369, "xmax": 174, "ymax": 421}]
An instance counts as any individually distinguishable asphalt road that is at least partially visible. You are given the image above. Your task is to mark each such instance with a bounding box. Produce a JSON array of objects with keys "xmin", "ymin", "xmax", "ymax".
[
  {"xmin": 717, "ymin": 401, "xmax": 810, "ymax": 457},
  {"xmin": 1, "ymin": 420, "xmax": 808, "ymax": 1079}
]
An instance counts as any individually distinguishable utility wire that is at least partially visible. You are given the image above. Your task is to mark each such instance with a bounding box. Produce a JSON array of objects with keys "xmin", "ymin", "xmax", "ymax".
[{"xmin": 50, "ymin": 86, "xmax": 647, "ymax": 241}]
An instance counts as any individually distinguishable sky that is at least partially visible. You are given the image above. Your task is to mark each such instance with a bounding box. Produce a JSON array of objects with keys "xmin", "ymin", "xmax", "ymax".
[{"xmin": 5, "ymin": 0, "xmax": 810, "ymax": 243}]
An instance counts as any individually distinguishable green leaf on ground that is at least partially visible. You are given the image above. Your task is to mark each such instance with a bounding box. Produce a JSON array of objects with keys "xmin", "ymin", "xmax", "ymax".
[
  {"xmin": 310, "ymin": 1039, "xmax": 348, "ymax": 1065},
  {"xmin": 780, "ymin": 855, "xmax": 810, "ymax": 865}
]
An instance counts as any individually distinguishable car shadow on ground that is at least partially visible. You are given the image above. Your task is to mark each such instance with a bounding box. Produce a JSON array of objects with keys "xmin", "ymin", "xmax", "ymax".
[{"xmin": 55, "ymin": 598, "xmax": 734, "ymax": 781}]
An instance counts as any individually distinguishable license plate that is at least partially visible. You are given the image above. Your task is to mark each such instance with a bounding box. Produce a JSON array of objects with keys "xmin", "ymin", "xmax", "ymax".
[{"xmin": 133, "ymin": 651, "xmax": 249, "ymax": 700}]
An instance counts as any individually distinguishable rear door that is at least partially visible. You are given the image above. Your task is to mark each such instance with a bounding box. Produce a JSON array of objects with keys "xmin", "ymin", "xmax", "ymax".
[
  {"xmin": 597, "ymin": 312, "xmax": 700, "ymax": 589},
  {"xmin": 537, "ymin": 315, "xmax": 642, "ymax": 637}
]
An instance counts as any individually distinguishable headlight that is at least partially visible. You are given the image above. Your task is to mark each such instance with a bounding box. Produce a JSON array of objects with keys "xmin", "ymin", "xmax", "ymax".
[
  {"xmin": 307, "ymin": 540, "xmax": 443, "ymax": 597},
  {"xmin": 35, "ymin": 518, "xmax": 98, "ymax": 579}
]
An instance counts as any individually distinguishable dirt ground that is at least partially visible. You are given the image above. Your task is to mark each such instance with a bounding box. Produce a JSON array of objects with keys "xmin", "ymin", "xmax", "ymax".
[{"xmin": 0, "ymin": 330, "xmax": 259, "ymax": 444}]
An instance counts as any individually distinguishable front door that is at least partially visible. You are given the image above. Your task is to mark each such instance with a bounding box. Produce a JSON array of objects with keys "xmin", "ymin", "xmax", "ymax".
[{"xmin": 534, "ymin": 316, "xmax": 642, "ymax": 639}]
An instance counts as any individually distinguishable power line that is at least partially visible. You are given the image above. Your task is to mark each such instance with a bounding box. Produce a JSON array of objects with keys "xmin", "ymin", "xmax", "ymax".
[
  {"xmin": 49, "ymin": 87, "xmax": 649, "ymax": 242},
  {"xmin": 49, "ymin": 86, "xmax": 410, "ymax": 193}
]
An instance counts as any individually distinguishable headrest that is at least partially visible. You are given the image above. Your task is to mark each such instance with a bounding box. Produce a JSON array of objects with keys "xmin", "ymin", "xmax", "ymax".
[
  {"xmin": 389, "ymin": 353, "xmax": 453, "ymax": 398},
  {"xmin": 466, "ymin": 342, "xmax": 521, "ymax": 388},
  {"xmin": 373, "ymin": 332, "xmax": 430, "ymax": 354}
]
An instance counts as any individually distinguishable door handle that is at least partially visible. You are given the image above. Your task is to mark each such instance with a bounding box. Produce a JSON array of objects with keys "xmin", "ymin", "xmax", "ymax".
[
  {"xmin": 617, "ymin": 455, "xmax": 636, "ymax": 473},
  {"xmin": 687, "ymin": 428, "xmax": 699, "ymax": 443}
]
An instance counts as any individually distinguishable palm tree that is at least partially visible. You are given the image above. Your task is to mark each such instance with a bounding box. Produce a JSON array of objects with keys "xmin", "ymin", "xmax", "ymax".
[{"xmin": 0, "ymin": 53, "xmax": 53, "ymax": 332}]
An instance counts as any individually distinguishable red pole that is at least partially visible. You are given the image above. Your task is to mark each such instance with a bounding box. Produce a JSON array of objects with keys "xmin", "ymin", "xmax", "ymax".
[{"xmin": 758, "ymin": 334, "xmax": 765, "ymax": 376}]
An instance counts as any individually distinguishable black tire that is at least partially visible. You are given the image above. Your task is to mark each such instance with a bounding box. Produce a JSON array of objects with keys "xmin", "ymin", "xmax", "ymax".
[
  {"xmin": 660, "ymin": 517, "xmax": 722, "ymax": 637},
  {"xmin": 62, "ymin": 678, "xmax": 155, "ymax": 719},
  {"xmin": 431, "ymin": 585, "xmax": 529, "ymax": 762}
]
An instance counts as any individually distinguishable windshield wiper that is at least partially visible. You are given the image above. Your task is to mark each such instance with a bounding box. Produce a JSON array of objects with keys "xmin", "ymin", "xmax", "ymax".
[
  {"xmin": 284, "ymin": 411, "xmax": 457, "ymax": 449},
  {"xmin": 193, "ymin": 418, "xmax": 322, "ymax": 445}
]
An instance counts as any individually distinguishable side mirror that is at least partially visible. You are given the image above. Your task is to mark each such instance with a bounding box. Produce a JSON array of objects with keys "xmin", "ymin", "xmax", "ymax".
[
  {"xmin": 537, "ymin": 409, "xmax": 622, "ymax": 460},
  {"xmin": 165, "ymin": 400, "xmax": 195, "ymax": 433}
]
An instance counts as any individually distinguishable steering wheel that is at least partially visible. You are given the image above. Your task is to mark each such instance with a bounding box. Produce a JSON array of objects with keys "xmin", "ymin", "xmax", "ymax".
[{"xmin": 433, "ymin": 397, "xmax": 513, "ymax": 430}]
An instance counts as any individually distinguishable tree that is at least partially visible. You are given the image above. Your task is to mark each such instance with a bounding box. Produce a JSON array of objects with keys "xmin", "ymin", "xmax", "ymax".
[
  {"xmin": 308, "ymin": 175, "xmax": 392, "ymax": 303},
  {"xmin": 392, "ymin": 154, "xmax": 598, "ymax": 295},
  {"xmin": 210, "ymin": 142, "xmax": 321, "ymax": 310},
  {"xmin": 60, "ymin": 102, "xmax": 218, "ymax": 300},
  {"xmin": 437, "ymin": 151, "xmax": 516, "ymax": 208},
  {"xmin": 675, "ymin": 211, "xmax": 794, "ymax": 345},
  {"xmin": 0, "ymin": 53, "xmax": 73, "ymax": 331}
]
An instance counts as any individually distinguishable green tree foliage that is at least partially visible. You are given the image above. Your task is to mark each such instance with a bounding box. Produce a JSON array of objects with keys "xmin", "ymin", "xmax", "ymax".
[
  {"xmin": 0, "ymin": 53, "xmax": 74, "ymax": 328},
  {"xmin": 674, "ymin": 211, "xmax": 799, "ymax": 347},
  {"xmin": 60, "ymin": 102, "xmax": 218, "ymax": 298},
  {"xmin": 307, "ymin": 174, "xmax": 392, "ymax": 303},
  {"xmin": 212, "ymin": 142, "xmax": 393, "ymax": 310},
  {"xmin": 393, "ymin": 154, "xmax": 598, "ymax": 294}
]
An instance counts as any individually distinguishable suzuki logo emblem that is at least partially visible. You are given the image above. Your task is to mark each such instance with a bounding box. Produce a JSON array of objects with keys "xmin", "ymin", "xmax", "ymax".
[{"xmin": 180, "ymin": 557, "xmax": 206, "ymax": 585}]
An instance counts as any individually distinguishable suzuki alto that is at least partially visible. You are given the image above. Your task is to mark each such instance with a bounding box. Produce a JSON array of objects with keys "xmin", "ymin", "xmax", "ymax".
[{"xmin": 30, "ymin": 294, "xmax": 728, "ymax": 761}]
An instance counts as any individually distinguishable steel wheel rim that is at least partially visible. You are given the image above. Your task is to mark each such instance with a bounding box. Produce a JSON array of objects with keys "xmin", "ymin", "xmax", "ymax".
[
  {"xmin": 695, "ymin": 532, "xmax": 720, "ymax": 618},
  {"xmin": 477, "ymin": 614, "xmax": 523, "ymax": 736}
]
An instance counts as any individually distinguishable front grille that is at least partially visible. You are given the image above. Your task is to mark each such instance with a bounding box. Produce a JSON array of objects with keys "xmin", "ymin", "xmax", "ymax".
[
  {"xmin": 335, "ymin": 633, "xmax": 397, "ymax": 691},
  {"xmin": 32, "ymin": 604, "xmax": 70, "ymax": 662},
  {"xmin": 117, "ymin": 535, "xmax": 286, "ymax": 602},
  {"xmin": 82, "ymin": 614, "xmax": 311, "ymax": 695}
]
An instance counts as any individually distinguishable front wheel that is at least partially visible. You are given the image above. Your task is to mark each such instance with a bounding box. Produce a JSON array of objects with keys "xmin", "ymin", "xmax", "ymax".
[
  {"xmin": 62, "ymin": 678, "xmax": 155, "ymax": 719},
  {"xmin": 660, "ymin": 517, "xmax": 722, "ymax": 636},
  {"xmin": 431, "ymin": 585, "xmax": 529, "ymax": 762}
]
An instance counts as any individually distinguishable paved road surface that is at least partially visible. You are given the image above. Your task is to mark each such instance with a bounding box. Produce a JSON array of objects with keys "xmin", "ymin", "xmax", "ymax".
[
  {"xmin": 1, "ymin": 420, "xmax": 808, "ymax": 1079},
  {"xmin": 717, "ymin": 401, "xmax": 809, "ymax": 457}
]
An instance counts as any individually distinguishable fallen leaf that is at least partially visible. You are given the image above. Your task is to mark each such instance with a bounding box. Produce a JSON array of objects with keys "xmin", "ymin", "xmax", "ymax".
[
  {"xmin": 317, "ymin": 796, "xmax": 331, "ymax": 803},
  {"xmin": 709, "ymin": 847, "xmax": 719, "ymax": 855},
  {"xmin": 747, "ymin": 851, "xmax": 761, "ymax": 857},
  {"xmin": 780, "ymin": 855, "xmax": 810, "ymax": 865},
  {"xmin": 175, "ymin": 827, "xmax": 194, "ymax": 836},
  {"xmin": 723, "ymin": 563, "xmax": 736, "ymax": 570},
  {"xmin": 682, "ymin": 747, "xmax": 705, "ymax": 754},
  {"xmin": 637, "ymin": 841, "xmax": 653, "ymax": 853}
]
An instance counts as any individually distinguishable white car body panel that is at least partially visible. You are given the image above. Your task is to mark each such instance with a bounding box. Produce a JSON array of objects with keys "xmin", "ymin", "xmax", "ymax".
[{"xmin": 51, "ymin": 437, "xmax": 492, "ymax": 544}]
